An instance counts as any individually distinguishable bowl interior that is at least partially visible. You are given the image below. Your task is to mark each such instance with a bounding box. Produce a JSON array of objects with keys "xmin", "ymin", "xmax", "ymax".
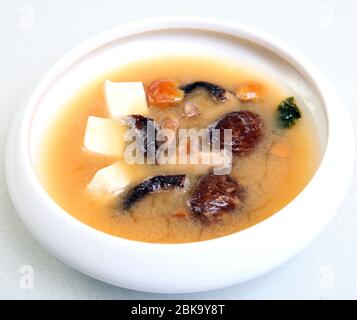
[{"xmin": 29, "ymin": 28, "xmax": 327, "ymax": 172}]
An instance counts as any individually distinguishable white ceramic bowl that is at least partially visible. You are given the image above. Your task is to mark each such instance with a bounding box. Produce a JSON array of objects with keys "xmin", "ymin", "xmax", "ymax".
[{"xmin": 5, "ymin": 17, "xmax": 354, "ymax": 293}]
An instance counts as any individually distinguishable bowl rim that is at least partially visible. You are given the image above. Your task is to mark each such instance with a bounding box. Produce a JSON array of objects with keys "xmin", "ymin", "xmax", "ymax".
[{"xmin": 7, "ymin": 16, "xmax": 354, "ymax": 250}]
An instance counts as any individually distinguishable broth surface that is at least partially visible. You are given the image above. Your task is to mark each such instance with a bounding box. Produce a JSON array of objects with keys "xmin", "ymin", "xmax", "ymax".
[{"xmin": 38, "ymin": 56, "xmax": 320, "ymax": 243}]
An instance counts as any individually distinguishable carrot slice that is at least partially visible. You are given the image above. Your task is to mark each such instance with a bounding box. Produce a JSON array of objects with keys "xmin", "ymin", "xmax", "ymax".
[
  {"xmin": 147, "ymin": 80, "xmax": 184, "ymax": 108},
  {"xmin": 235, "ymin": 82, "xmax": 263, "ymax": 102},
  {"xmin": 172, "ymin": 210, "xmax": 189, "ymax": 218}
]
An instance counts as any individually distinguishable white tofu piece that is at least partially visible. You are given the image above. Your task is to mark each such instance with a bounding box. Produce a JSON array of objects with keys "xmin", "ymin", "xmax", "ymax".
[
  {"xmin": 88, "ymin": 161, "xmax": 131, "ymax": 195},
  {"xmin": 84, "ymin": 116, "xmax": 126, "ymax": 157},
  {"xmin": 104, "ymin": 80, "xmax": 148, "ymax": 121}
]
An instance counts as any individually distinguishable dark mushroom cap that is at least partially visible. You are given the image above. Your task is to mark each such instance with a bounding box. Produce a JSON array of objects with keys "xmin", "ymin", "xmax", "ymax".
[
  {"xmin": 189, "ymin": 173, "xmax": 245, "ymax": 220},
  {"xmin": 213, "ymin": 111, "xmax": 264, "ymax": 155}
]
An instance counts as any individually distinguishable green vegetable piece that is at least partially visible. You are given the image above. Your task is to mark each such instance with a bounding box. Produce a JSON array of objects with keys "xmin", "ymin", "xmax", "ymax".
[{"xmin": 276, "ymin": 97, "xmax": 302, "ymax": 128}]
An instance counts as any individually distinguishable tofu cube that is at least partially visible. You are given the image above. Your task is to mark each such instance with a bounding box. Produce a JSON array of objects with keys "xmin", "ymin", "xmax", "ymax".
[
  {"xmin": 105, "ymin": 80, "xmax": 148, "ymax": 121},
  {"xmin": 87, "ymin": 161, "xmax": 131, "ymax": 195},
  {"xmin": 84, "ymin": 116, "xmax": 126, "ymax": 157}
]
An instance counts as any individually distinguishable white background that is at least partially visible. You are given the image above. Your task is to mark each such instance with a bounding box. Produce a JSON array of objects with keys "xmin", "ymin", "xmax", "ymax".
[{"xmin": 0, "ymin": 0, "xmax": 356, "ymax": 299}]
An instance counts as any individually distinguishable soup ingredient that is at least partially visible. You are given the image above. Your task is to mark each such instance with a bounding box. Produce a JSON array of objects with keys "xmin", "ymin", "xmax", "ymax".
[
  {"xmin": 213, "ymin": 111, "xmax": 264, "ymax": 155},
  {"xmin": 84, "ymin": 116, "xmax": 127, "ymax": 157},
  {"xmin": 123, "ymin": 175, "xmax": 188, "ymax": 210},
  {"xmin": 269, "ymin": 142, "xmax": 289, "ymax": 158},
  {"xmin": 105, "ymin": 81, "xmax": 148, "ymax": 121},
  {"xmin": 160, "ymin": 116, "xmax": 180, "ymax": 132},
  {"xmin": 189, "ymin": 173, "xmax": 245, "ymax": 220},
  {"xmin": 126, "ymin": 115, "xmax": 158, "ymax": 156},
  {"xmin": 172, "ymin": 210, "xmax": 189, "ymax": 218},
  {"xmin": 235, "ymin": 81, "xmax": 263, "ymax": 102},
  {"xmin": 147, "ymin": 79, "xmax": 184, "ymax": 108},
  {"xmin": 126, "ymin": 114, "xmax": 156, "ymax": 131},
  {"xmin": 182, "ymin": 102, "xmax": 200, "ymax": 118},
  {"xmin": 276, "ymin": 97, "xmax": 301, "ymax": 128},
  {"xmin": 88, "ymin": 161, "xmax": 132, "ymax": 194},
  {"xmin": 180, "ymin": 81, "xmax": 227, "ymax": 102},
  {"xmin": 160, "ymin": 116, "xmax": 179, "ymax": 145}
]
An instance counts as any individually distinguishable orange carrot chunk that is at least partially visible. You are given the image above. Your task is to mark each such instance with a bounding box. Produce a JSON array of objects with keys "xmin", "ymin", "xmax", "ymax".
[
  {"xmin": 147, "ymin": 79, "xmax": 184, "ymax": 108},
  {"xmin": 172, "ymin": 210, "xmax": 189, "ymax": 218},
  {"xmin": 235, "ymin": 82, "xmax": 263, "ymax": 102}
]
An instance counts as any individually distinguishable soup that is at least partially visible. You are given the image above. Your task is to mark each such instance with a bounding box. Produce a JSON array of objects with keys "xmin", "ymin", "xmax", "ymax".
[{"xmin": 37, "ymin": 56, "xmax": 320, "ymax": 243}]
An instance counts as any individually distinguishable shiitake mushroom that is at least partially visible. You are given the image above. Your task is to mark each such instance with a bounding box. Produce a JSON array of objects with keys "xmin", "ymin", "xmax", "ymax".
[
  {"xmin": 212, "ymin": 111, "xmax": 264, "ymax": 155},
  {"xmin": 180, "ymin": 81, "xmax": 228, "ymax": 102},
  {"xmin": 126, "ymin": 115, "xmax": 159, "ymax": 156},
  {"xmin": 123, "ymin": 175, "xmax": 187, "ymax": 210},
  {"xmin": 189, "ymin": 173, "xmax": 245, "ymax": 221}
]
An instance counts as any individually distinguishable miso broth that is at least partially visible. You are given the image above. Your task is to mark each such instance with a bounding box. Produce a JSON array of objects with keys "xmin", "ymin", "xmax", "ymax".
[{"xmin": 37, "ymin": 56, "xmax": 320, "ymax": 243}]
